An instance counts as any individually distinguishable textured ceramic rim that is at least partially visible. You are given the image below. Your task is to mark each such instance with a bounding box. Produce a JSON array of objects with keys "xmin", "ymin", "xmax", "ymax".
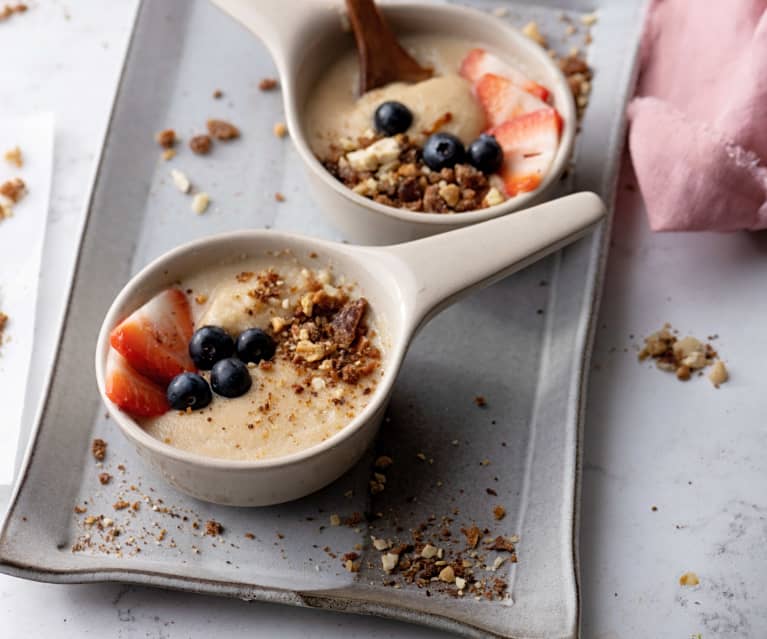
[{"xmin": 285, "ymin": 3, "xmax": 577, "ymax": 227}]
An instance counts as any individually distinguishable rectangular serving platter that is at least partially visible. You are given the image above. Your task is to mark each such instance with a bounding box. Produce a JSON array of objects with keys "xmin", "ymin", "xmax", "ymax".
[{"xmin": 0, "ymin": 0, "xmax": 645, "ymax": 637}]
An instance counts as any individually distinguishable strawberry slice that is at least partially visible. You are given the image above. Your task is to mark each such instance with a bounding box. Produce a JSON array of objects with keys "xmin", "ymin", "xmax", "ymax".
[
  {"xmin": 460, "ymin": 48, "xmax": 550, "ymax": 101},
  {"xmin": 475, "ymin": 73, "xmax": 550, "ymax": 128},
  {"xmin": 109, "ymin": 288, "xmax": 195, "ymax": 385},
  {"xmin": 105, "ymin": 350, "xmax": 169, "ymax": 417},
  {"xmin": 490, "ymin": 108, "xmax": 563, "ymax": 196}
]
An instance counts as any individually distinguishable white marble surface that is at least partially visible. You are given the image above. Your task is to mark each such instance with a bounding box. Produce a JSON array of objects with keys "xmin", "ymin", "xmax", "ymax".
[{"xmin": 1, "ymin": 1, "xmax": 766, "ymax": 637}]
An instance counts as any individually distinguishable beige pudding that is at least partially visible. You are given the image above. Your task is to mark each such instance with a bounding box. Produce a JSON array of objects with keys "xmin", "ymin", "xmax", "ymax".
[
  {"xmin": 305, "ymin": 34, "xmax": 485, "ymax": 157},
  {"xmin": 140, "ymin": 251, "xmax": 383, "ymax": 461}
]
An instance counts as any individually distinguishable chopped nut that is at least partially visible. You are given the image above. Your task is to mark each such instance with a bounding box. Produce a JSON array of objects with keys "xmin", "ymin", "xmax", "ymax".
[
  {"xmin": 295, "ymin": 340, "xmax": 325, "ymax": 362},
  {"xmin": 329, "ymin": 514, "xmax": 341, "ymax": 526},
  {"xmin": 493, "ymin": 505, "xmax": 506, "ymax": 521},
  {"xmin": 709, "ymin": 360, "xmax": 728, "ymax": 387},
  {"xmin": 191, "ymin": 192, "xmax": 210, "ymax": 214},
  {"xmin": 155, "ymin": 128, "xmax": 176, "ymax": 149},
  {"xmin": 4, "ymin": 146, "xmax": 22, "ymax": 168},
  {"xmin": 372, "ymin": 537, "xmax": 391, "ymax": 551},
  {"xmin": 438, "ymin": 565, "xmax": 455, "ymax": 583},
  {"xmin": 522, "ymin": 21, "xmax": 546, "ymax": 46},
  {"xmin": 91, "ymin": 438, "xmax": 107, "ymax": 461},
  {"xmin": 189, "ymin": 134, "xmax": 212, "ymax": 155},
  {"xmin": 170, "ymin": 169, "xmax": 191, "ymax": 193},
  {"xmin": 381, "ymin": 552, "xmax": 399, "ymax": 573},
  {"xmin": 98, "ymin": 472, "xmax": 112, "ymax": 485},
  {"xmin": 113, "ymin": 500, "xmax": 130, "ymax": 510},
  {"xmin": 580, "ymin": 12, "xmax": 598, "ymax": 26},
  {"xmin": 205, "ymin": 519, "xmax": 224, "ymax": 536},
  {"xmin": 374, "ymin": 455, "xmax": 393, "ymax": 469},
  {"xmin": 259, "ymin": 77, "xmax": 278, "ymax": 91},
  {"xmin": 679, "ymin": 571, "xmax": 699, "ymax": 587},
  {"xmin": 438, "ymin": 183, "xmax": 461, "ymax": 207},
  {"xmin": 206, "ymin": 119, "xmax": 240, "ymax": 140},
  {"xmin": 483, "ymin": 186, "xmax": 504, "ymax": 207},
  {"xmin": 194, "ymin": 294, "xmax": 208, "ymax": 305},
  {"xmin": 675, "ymin": 365, "xmax": 691, "ymax": 381},
  {"xmin": 0, "ymin": 178, "xmax": 26, "ymax": 203},
  {"xmin": 161, "ymin": 148, "xmax": 176, "ymax": 161},
  {"xmin": 212, "ymin": 89, "xmax": 223, "ymax": 99},
  {"xmin": 270, "ymin": 316, "xmax": 287, "ymax": 333},
  {"xmin": 455, "ymin": 576, "xmax": 467, "ymax": 590},
  {"xmin": 274, "ymin": 192, "xmax": 285, "ymax": 202},
  {"xmin": 273, "ymin": 122, "xmax": 288, "ymax": 138},
  {"xmin": 421, "ymin": 544, "xmax": 439, "ymax": 559}
]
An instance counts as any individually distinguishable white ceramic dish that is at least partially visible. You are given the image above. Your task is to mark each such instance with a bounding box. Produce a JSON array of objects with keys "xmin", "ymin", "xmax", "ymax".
[
  {"xmin": 0, "ymin": 1, "xmax": 647, "ymax": 637},
  {"xmin": 212, "ymin": 0, "xmax": 577, "ymax": 245},
  {"xmin": 96, "ymin": 193, "xmax": 604, "ymax": 506}
]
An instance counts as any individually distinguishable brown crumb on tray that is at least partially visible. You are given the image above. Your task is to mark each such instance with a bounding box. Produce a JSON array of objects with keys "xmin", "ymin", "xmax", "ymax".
[
  {"xmin": 91, "ymin": 438, "xmax": 107, "ymax": 461},
  {"xmin": 205, "ymin": 519, "xmax": 224, "ymax": 536},
  {"xmin": 679, "ymin": 571, "xmax": 700, "ymax": 587},
  {"xmin": 461, "ymin": 525, "xmax": 481, "ymax": 549},
  {"xmin": 189, "ymin": 134, "xmax": 212, "ymax": 155},
  {"xmin": 638, "ymin": 324, "xmax": 726, "ymax": 387},
  {"xmin": 98, "ymin": 472, "xmax": 112, "ymax": 485},
  {"xmin": 274, "ymin": 192, "xmax": 285, "ymax": 202},
  {"xmin": 244, "ymin": 532, "xmax": 255, "ymax": 540},
  {"xmin": 493, "ymin": 505, "xmax": 506, "ymax": 521},
  {"xmin": 273, "ymin": 122, "xmax": 287, "ymax": 138},
  {"xmin": 0, "ymin": 3, "xmax": 27, "ymax": 21},
  {"xmin": 161, "ymin": 148, "xmax": 176, "ymax": 161},
  {"xmin": 473, "ymin": 395, "xmax": 487, "ymax": 407},
  {"xmin": 113, "ymin": 500, "xmax": 130, "ymax": 510},
  {"xmin": 206, "ymin": 119, "xmax": 240, "ymax": 140},
  {"xmin": 155, "ymin": 128, "xmax": 176, "ymax": 149},
  {"xmin": 0, "ymin": 177, "xmax": 26, "ymax": 203},
  {"xmin": 4, "ymin": 146, "xmax": 22, "ymax": 168},
  {"xmin": 259, "ymin": 77, "xmax": 278, "ymax": 91},
  {"xmin": 0, "ymin": 312, "xmax": 7, "ymax": 350},
  {"xmin": 212, "ymin": 89, "xmax": 223, "ymax": 99}
]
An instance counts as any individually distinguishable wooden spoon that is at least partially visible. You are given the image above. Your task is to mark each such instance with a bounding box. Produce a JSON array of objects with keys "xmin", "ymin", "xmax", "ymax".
[{"xmin": 345, "ymin": 0, "xmax": 433, "ymax": 94}]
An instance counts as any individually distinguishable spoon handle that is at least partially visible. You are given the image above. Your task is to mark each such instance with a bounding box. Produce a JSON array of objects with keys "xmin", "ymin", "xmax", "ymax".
[{"xmin": 384, "ymin": 192, "xmax": 606, "ymax": 331}]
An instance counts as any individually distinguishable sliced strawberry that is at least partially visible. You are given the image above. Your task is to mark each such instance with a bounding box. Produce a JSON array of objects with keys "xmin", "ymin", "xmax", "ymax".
[
  {"xmin": 475, "ymin": 73, "xmax": 550, "ymax": 128},
  {"xmin": 105, "ymin": 350, "xmax": 169, "ymax": 417},
  {"xmin": 460, "ymin": 48, "xmax": 550, "ymax": 101},
  {"xmin": 490, "ymin": 108, "xmax": 562, "ymax": 196},
  {"xmin": 109, "ymin": 288, "xmax": 195, "ymax": 385}
]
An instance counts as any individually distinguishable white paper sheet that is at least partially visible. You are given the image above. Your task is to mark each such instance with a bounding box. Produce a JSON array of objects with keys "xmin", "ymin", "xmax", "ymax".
[{"xmin": 0, "ymin": 114, "xmax": 54, "ymax": 484}]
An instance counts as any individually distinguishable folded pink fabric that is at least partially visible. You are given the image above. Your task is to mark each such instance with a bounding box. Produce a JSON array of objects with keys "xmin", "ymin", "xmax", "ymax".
[{"xmin": 627, "ymin": 0, "xmax": 767, "ymax": 231}]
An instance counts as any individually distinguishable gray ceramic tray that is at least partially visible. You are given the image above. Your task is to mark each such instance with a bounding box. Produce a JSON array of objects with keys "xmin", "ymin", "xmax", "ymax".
[{"xmin": 0, "ymin": 1, "xmax": 645, "ymax": 637}]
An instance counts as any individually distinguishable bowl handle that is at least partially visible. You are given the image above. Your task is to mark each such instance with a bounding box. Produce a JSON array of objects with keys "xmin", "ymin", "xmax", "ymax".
[{"xmin": 385, "ymin": 192, "xmax": 607, "ymax": 332}]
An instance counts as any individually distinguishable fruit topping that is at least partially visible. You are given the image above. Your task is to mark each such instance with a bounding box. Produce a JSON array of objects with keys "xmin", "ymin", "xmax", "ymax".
[
  {"xmin": 189, "ymin": 325, "xmax": 235, "ymax": 370},
  {"xmin": 210, "ymin": 357, "xmax": 252, "ymax": 398},
  {"xmin": 422, "ymin": 132, "xmax": 466, "ymax": 171},
  {"xmin": 490, "ymin": 108, "xmax": 562, "ymax": 196},
  {"xmin": 374, "ymin": 101, "xmax": 413, "ymax": 136},
  {"xmin": 475, "ymin": 73, "xmax": 550, "ymax": 129},
  {"xmin": 109, "ymin": 288, "xmax": 195, "ymax": 385},
  {"xmin": 105, "ymin": 350, "xmax": 169, "ymax": 418},
  {"xmin": 460, "ymin": 48, "xmax": 550, "ymax": 101},
  {"xmin": 166, "ymin": 372, "xmax": 212, "ymax": 411},
  {"xmin": 467, "ymin": 134, "xmax": 504, "ymax": 174},
  {"xmin": 236, "ymin": 328, "xmax": 276, "ymax": 364}
]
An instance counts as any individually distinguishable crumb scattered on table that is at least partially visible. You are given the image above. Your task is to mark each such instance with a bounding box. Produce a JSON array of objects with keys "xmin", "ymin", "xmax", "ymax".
[
  {"xmin": 155, "ymin": 129, "xmax": 176, "ymax": 149},
  {"xmin": 259, "ymin": 77, "xmax": 278, "ymax": 91},
  {"xmin": 0, "ymin": 3, "xmax": 27, "ymax": 22},
  {"xmin": 679, "ymin": 571, "xmax": 700, "ymax": 586},
  {"xmin": 161, "ymin": 148, "xmax": 176, "ymax": 161},
  {"xmin": 274, "ymin": 192, "xmax": 285, "ymax": 202},
  {"xmin": 473, "ymin": 395, "xmax": 487, "ymax": 408},
  {"xmin": 0, "ymin": 177, "xmax": 26, "ymax": 203},
  {"xmin": 4, "ymin": 146, "xmax": 22, "ymax": 167},
  {"xmin": 521, "ymin": 21, "xmax": 546, "ymax": 46},
  {"xmin": 212, "ymin": 89, "xmax": 223, "ymax": 99},
  {"xmin": 91, "ymin": 438, "xmax": 107, "ymax": 461},
  {"xmin": 273, "ymin": 122, "xmax": 287, "ymax": 138},
  {"xmin": 205, "ymin": 519, "xmax": 224, "ymax": 536},
  {"xmin": 191, "ymin": 192, "xmax": 210, "ymax": 214},
  {"xmin": 206, "ymin": 119, "xmax": 240, "ymax": 140},
  {"xmin": 189, "ymin": 134, "xmax": 212, "ymax": 155}
]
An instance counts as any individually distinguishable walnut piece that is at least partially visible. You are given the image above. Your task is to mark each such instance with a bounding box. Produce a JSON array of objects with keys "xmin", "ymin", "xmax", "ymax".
[
  {"xmin": 206, "ymin": 119, "xmax": 240, "ymax": 140},
  {"xmin": 189, "ymin": 134, "xmax": 212, "ymax": 155}
]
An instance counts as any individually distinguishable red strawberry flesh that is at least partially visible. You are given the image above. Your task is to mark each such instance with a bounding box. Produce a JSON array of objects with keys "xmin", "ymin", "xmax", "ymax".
[{"xmin": 105, "ymin": 350, "xmax": 169, "ymax": 418}]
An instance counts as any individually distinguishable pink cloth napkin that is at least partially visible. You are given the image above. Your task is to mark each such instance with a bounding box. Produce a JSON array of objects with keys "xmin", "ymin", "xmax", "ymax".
[{"xmin": 627, "ymin": 0, "xmax": 767, "ymax": 231}]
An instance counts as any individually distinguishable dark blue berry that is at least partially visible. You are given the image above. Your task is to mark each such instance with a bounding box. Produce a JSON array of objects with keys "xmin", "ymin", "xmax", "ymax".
[
  {"xmin": 189, "ymin": 326, "xmax": 235, "ymax": 370},
  {"xmin": 166, "ymin": 372, "xmax": 212, "ymax": 411},
  {"xmin": 374, "ymin": 101, "xmax": 413, "ymax": 136},
  {"xmin": 467, "ymin": 134, "xmax": 504, "ymax": 174},
  {"xmin": 422, "ymin": 133, "xmax": 465, "ymax": 171},
  {"xmin": 210, "ymin": 357, "xmax": 252, "ymax": 398},
  {"xmin": 236, "ymin": 328, "xmax": 276, "ymax": 364}
]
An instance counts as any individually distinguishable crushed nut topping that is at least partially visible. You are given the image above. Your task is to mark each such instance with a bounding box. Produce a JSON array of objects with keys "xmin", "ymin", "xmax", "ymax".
[
  {"xmin": 204, "ymin": 519, "xmax": 224, "ymax": 536},
  {"xmin": 155, "ymin": 129, "xmax": 176, "ymax": 149},
  {"xmin": 4, "ymin": 146, "xmax": 22, "ymax": 168},
  {"xmin": 259, "ymin": 78, "xmax": 278, "ymax": 91},
  {"xmin": 91, "ymin": 438, "xmax": 107, "ymax": 461},
  {"xmin": 189, "ymin": 134, "xmax": 212, "ymax": 155},
  {"xmin": 206, "ymin": 119, "xmax": 240, "ymax": 140},
  {"xmin": 0, "ymin": 177, "xmax": 26, "ymax": 203},
  {"xmin": 638, "ymin": 324, "xmax": 725, "ymax": 386}
]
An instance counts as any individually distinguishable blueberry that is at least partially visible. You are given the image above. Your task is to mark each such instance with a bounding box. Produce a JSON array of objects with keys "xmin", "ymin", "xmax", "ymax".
[
  {"xmin": 374, "ymin": 101, "xmax": 413, "ymax": 136},
  {"xmin": 210, "ymin": 357, "xmax": 252, "ymax": 398},
  {"xmin": 467, "ymin": 134, "xmax": 504, "ymax": 174},
  {"xmin": 166, "ymin": 372, "xmax": 212, "ymax": 411},
  {"xmin": 189, "ymin": 326, "xmax": 235, "ymax": 370},
  {"xmin": 422, "ymin": 133, "xmax": 465, "ymax": 171},
  {"xmin": 236, "ymin": 328, "xmax": 276, "ymax": 364}
]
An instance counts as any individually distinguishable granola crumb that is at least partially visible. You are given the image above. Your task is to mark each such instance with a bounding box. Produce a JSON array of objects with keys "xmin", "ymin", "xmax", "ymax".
[
  {"xmin": 244, "ymin": 532, "xmax": 255, "ymax": 540},
  {"xmin": 0, "ymin": 312, "xmax": 7, "ymax": 350},
  {"xmin": 639, "ymin": 324, "xmax": 724, "ymax": 387},
  {"xmin": 473, "ymin": 395, "xmax": 487, "ymax": 408},
  {"xmin": 273, "ymin": 122, "xmax": 288, "ymax": 138},
  {"xmin": 708, "ymin": 360, "xmax": 728, "ymax": 387},
  {"xmin": 212, "ymin": 89, "xmax": 223, "ymax": 99},
  {"xmin": 206, "ymin": 119, "xmax": 240, "ymax": 140},
  {"xmin": 91, "ymin": 438, "xmax": 107, "ymax": 461},
  {"xmin": 155, "ymin": 128, "xmax": 176, "ymax": 149},
  {"xmin": 161, "ymin": 148, "xmax": 176, "ymax": 161},
  {"xmin": 4, "ymin": 146, "xmax": 22, "ymax": 168},
  {"xmin": 0, "ymin": 4, "xmax": 27, "ymax": 22},
  {"xmin": 259, "ymin": 77, "xmax": 278, "ymax": 91},
  {"xmin": 374, "ymin": 455, "xmax": 393, "ymax": 469},
  {"xmin": 189, "ymin": 134, "xmax": 212, "ymax": 155},
  {"xmin": 191, "ymin": 192, "xmax": 210, "ymax": 214},
  {"xmin": 522, "ymin": 21, "xmax": 546, "ymax": 46},
  {"xmin": 679, "ymin": 571, "xmax": 700, "ymax": 587},
  {"xmin": 329, "ymin": 513, "xmax": 341, "ymax": 527},
  {"xmin": 113, "ymin": 500, "xmax": 130, "ymax": 510},
  {"xmin": 73, "ymin": 505, "xmax": 87, "ymax": 514},
  {"xmin": 98, "ymin": 472, "xmax": 112, "ymax": 485},
  {"xmin": 438, "ymin": 565, "xmax": 455, "ymax": 583},
  {"xmin": 0, "ymin": 177, "xmax": 26, "ymax": 203},
  {"xmin": 580, "ymin": 12, "xmax": 598, "ymax": 26},
  {"xmin": 205, "ymin": 519, "xmax": 224, "ymax": 536},
  {"xmin": 493, "ymin": 505, "xmax": 506, "ymax": 521},
  {"xmin": 274, "ymin": 192, "xmax": 285, "ymax": 202},
  {"xmin": 194, "ymin": 294, "xmax": 208, "ymax": 305},
  {"xmin": 171, "ymin": 169, "xmax": 191, "ymax": 193}
]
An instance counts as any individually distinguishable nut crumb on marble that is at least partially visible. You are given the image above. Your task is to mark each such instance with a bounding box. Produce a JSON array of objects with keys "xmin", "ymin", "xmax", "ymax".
[
  {"xmin": 4, "ymin": 146, "xmax": 22, "ymax": 167},
  {"xmin": 259, "ymin": 77, "xmax": 278, "ymax": 91},
  {"xmin": 206, "ymin": 119, "xmax": 240, "ymax": 140},
  {"xmin": 191, "ymin": 192, "xmax": 210, "ymax": 214},
  {"xmin": 155, "ymin": 129, "xmax": 176, "ymax": 149},
  {"xmin": 0, "ymin": 4, "xmax": 27, "ymax": 22},
  {"xmin": 273, "ymin": 122, "xmax": 288, "ymax": 138},
  {"xmin": 189, "ymin": 134, "xmax": 212, "ymax": 155},
  {"xmin": 91, "ymin": 438, "xmax": 107, "ymax": 461},
  {"xmin": 171, "ymin": 169, "xmax": 191, "ymax": 193},
  {"xmin": 679, "ymin": 571, "xmax": 699, "ymax": 586},
  {"xmin": 161, "ymin": 148, "xmax": 176, "ymax": 161},
  {"xmin": 274, "ymin": 192, "xmax": 285, "ymax": 202},
  {"xmin": 522, "ymin": 21, "xmax": 546, "ymax": 46},
  {"xmin": 638, "ymin": 324, "xmax": 724, "ymax": 387},
  {"xmin": 204, "ymin": 519, "xmax": 224, "ymax": 536},
  {"xmin": 0, "ymin": 177, "xmax": 26, "ymax": 203},
  {"xmin": 708, "ymin": 360, "xmax": 728, "ymax": 387}
]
